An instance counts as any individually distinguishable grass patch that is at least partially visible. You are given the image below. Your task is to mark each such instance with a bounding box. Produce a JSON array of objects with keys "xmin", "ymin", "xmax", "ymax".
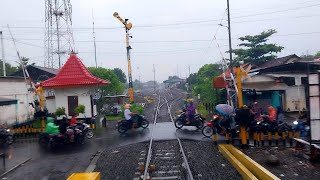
[{"xmin": 106, "ymin": 115, "xmax": 123, "ymax": 121}]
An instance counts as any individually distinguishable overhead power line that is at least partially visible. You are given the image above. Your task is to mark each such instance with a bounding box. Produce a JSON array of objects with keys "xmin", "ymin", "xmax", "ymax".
[{"xmin": 2, "ymin": 3, "xmax": 320, "ymax": 31}]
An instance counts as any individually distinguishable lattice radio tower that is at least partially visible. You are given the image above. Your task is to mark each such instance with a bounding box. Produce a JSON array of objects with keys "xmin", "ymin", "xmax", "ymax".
[{"xmin": 44, "ymin": 0, "xmax": 75, "ymax": 69}]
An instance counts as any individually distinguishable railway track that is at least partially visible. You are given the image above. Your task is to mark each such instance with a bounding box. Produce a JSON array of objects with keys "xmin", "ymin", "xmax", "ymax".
[{"xmin": 134, "ymin": 89, "xmax": 193, "ymax": 180}]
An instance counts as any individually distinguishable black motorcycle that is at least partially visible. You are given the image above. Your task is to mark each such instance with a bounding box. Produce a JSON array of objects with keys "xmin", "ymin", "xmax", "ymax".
[
  {"xmin": 174, "ymin": 110, "xmax": 205, "ymax": 129},
  {"xmin": 39, "ymin": 126, "xmax": 85, "ymax": 149},
  {"xmin": 117, "ymin": 114, "xmax": 149, "ymax": 134},
  {"xmin": 0, "ymin": 127, "xmax": 13, "ymax": 145}
]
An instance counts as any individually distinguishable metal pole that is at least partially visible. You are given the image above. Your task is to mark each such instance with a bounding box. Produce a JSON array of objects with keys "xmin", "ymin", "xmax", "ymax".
[
  {"xmin": 113, "ymin": 12, "xmax": 134, "ymax": 102},
  {"xmin": 92, "ymin": 10, "xmax": 97, "ymax": 68},
  {"xmin": 227, "ymin": 0, "xmax": 233, "ymax": 70},
  {"xmin": 0, "ymin": 31, "xmax": 6, "ymax": 76},
  {"xmin": 55, "ymin": 0, "xmax": 61, "ymax": 69},
  {"xmin": 153, "ymin": 64, "xmax": 156, "ymax": 92}
]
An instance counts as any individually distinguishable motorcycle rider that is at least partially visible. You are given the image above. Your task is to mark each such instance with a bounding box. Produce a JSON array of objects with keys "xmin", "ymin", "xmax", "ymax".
[
  {"xmin": 266, "ymin": 106, "xmax": 277, "ymax": 122},
  {"xmin": 124, "ymin": 104, "xmax": 139, "ymax": 128},
  {"xmin": 186, "ymin": 99, "xmax": 196, "ymax": 124},
  {"xmin": 59, "ymin": 117, "xmax": 68, "ymax": 134},
  {"xmin": 45, "ymin": 117, "xmax": 59, "ymax": 134}
]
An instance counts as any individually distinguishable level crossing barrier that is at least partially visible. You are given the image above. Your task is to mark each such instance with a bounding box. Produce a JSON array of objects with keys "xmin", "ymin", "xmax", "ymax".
[
  {"xmin": 212, "ymin": 127, "xmax": 301, "ymax": 148},
  {"xmin": 10, "ymin": 116, "xmax": 97, "ymax": 139}
]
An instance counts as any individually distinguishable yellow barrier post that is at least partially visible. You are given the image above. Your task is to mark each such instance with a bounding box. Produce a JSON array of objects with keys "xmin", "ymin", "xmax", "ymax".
[
  {"xmin": 268, "ymin": 131, "xmax": 272, "ymax": 146},
  {"xmin": 282, "ymin": 131, "xmax": 286, "ymax": 146},
  {"xmin": 246, "ymin": 131, "xmax": 249, "ymax": 145},
  {"xmin": 260, "ymin": 132, "xmax": 264, "ymax": 146},
  {"xmin": 225, "ymin": 132, "xmax": 230, "ymax": 144},
  {"xmin": 213, "ymin": 130, "xmax": 217, "ymax": 145},
  {"xmin": 256, "ymin": 131, "xmax": 260, "ymax": 147},
  {"xmin": 240, "ymin": 127, "xmax": 247, "ymax": 148},
  {"xmin": 289, "ymin": 130, "xmax": 293, "ymax": 147},
  {"xmin": 295, "ymin": 130, "xmax": 300, "ymax": 139},
  {"xmin": 275, "ymin": 131, "xmax": 279, "ymax": 146},
  {"xmin": 253, "ymin": 132, "xmax": 257, "ymax": 146},
  {"xmin": 41, "ymin": 117, "xmax": 46, "ymax": 133}
]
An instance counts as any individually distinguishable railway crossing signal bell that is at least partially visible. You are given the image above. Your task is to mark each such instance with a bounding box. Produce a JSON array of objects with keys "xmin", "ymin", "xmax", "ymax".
[{"xmin": 113, "ymin": 12, "xmax": 134, "ymax": 102}]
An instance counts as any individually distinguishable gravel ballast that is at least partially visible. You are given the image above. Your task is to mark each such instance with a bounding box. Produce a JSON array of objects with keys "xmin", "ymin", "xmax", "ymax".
[
  {"xmin": 242, "ymin": 146, "xmax": 320, "ymax": 180},
  {"xmin": 95, "ymin": 140, "xmax": 242, "ymax": 179},
  {"xmin": 181, "ymin": 140, "xmax": 242, "ymax": 180},
  {"xmin": 94, "ymin": 143, "xmax": 149, "ymax": 180}
]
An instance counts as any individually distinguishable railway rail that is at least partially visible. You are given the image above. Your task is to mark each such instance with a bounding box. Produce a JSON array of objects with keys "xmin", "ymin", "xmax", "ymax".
[{"xmin": 136, "ymin": 89, "xmax": 193, "ymax": 180}]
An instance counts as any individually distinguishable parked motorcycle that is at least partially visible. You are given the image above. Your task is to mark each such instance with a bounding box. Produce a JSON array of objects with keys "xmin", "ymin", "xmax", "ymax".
[
  {"xmin": 39, "ymin": 126, "xmax": 85, "ymax": 149},
  {"xmin": 174, "ymin": 110, "xmax": 205, "ymax": 129},
  {"xmin": 202, "ymin": 114, "xmax": 235, "ymax": 137},
  {"xmin": 74, "ymin": 122, "xmax": 94, "ymax": 139},
  {"xmin": 117, "ymin": 114, "xmax": 149, "ymax": 134},
  {"xmin": 293, "ymin": 119, "xmax": 310, "ymax": 137},
  {"xmin": 0, "ymin": 127, "xmax": 13, "ymax": 145}
]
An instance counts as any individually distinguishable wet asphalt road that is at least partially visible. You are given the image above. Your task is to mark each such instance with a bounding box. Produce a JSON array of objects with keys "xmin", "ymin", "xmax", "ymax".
[
  {"xmin": 0, "ymin": 88, "xmax": 221, "ymax": 180},
  {"xmin": 1, "ymin": 123, "xmax": 222, "ymax": 180}
]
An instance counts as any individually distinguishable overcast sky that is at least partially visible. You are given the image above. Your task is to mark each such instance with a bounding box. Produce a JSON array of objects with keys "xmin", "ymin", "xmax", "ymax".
[{"xmin": 1, "ymin": 0, "xmax": 320, "ymax": 82}]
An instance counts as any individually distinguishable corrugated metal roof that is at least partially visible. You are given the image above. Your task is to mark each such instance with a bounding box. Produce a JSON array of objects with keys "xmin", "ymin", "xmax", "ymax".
[{"xmin": 41, "ymin": 54, "xmax": 110, "ymax": 88}]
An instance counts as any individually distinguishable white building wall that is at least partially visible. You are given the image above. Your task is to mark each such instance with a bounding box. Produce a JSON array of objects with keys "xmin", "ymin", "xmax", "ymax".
[
  {"xmin": 48, "ymin": 87, "xmax": 95, "ymax": 118},
  {"xmin": 46, "ymin": 98, "xmax": 56, "ymax": 114},
  {"xmin": 0, "ymin": 79, "xmax": 34, "ymax": 124},
  {"xmin": 285, "ymin": 86, "xmax": 306, "ymax": 112}
]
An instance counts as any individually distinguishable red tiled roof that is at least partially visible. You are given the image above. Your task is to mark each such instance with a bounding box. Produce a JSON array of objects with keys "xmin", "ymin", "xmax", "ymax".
[{"xmin": 41, "ymin": 54, "xmax": 110, "ymax": 88}]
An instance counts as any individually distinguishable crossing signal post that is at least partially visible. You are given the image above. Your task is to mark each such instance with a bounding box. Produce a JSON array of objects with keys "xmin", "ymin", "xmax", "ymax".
[
  {"xmin": 113, "ymin": 12, "xmax": 134, "ymax": 102},
  {"xmin": 236, "ymin": 66, "xmax": 249, "ymax": 148}
]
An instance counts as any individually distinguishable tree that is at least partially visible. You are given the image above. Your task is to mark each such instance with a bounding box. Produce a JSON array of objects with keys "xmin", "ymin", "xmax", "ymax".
[
  {"xmin": 0, "ymin": 60, "xmax": 18, "ymax": 76},
  {"xmin": 112, "ymin": 68, "xmax": 127, "ymax": 83},
  {"xmin": 16, "ymin": 56, "xmax": 29, "ymax": 71},
  {"xmin": 232, "ymin": 29, "xmax": 284, "ymax": 66},
  {"xmin": 186, "ymin": 73, "xmax": 197, "ymax": 85},
  {"xmin": 315, "ymin": 51, "xmax": 320, "ymax": 57},
  {"xmin": 88, "ymin": 67, "xmax": 125, "ymax": 95},
  {"xmin": 191, "ymin": 64, "xmax": 222, "ymax": 103},
  {"xmin": 88, "ymin": 67, "xmax": 125, "ymax": 114}
]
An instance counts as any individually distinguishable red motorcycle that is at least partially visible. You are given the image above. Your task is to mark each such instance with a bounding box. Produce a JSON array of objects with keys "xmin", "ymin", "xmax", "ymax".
[{"xmin": 202, "ymin": 114, "xmax": 235, "ymax": 137}]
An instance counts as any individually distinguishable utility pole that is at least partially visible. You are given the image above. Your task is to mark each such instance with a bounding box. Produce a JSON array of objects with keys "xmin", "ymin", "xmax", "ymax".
[
  {"xmin": 227, "ymin": 0, "xmax": 233, "ymax": 70},
  {"xmin": 153, "ymin": 64, "xmax": 156, "ymax": 92},
  {"xmin": 113, "ymin": 12, "xmax": 134, "ymax": 102},
  {"xmin": 92, "ymin": 10, "xmax": 97, "ymax": 68},
  {"xmin": 0, "ymin": 31, "xmax": 6, "ymax": 77}
]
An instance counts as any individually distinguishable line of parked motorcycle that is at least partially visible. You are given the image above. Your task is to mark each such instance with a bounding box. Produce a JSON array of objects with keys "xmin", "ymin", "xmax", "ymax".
[
  {"xmin": 173, "ymin": 109, "xmax": 310, "ymax": 139},
  {"xmin": 0, "ymin": 121, "xmax": 94, "ymax": 150}
]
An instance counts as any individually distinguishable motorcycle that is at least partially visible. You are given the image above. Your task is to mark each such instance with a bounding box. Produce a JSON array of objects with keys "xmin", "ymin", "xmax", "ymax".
[
  {"xmin": 74, "ymin": 122, "xmax": 94, "ymax": 139},
  {"xmin": 202, "ymin": 114, "xmax": 235, "ymax": 137},
  {"xmin": 174, "ymin": 110, "xmax": 205, "ymax": 129},
  {"xmin": 0, "ymin": 127, "xmax": 13, "ymax": 145},
  {"xmin": 117, "ymin": 114, "xmax": 149, "ymax": 134},
  {"xmin": 39, "ymin": 126, "xmax": 85, "ymax": 149},
  {"xmin": 293, "ymin": 119, "xmax": 310, "ymax": 137}
]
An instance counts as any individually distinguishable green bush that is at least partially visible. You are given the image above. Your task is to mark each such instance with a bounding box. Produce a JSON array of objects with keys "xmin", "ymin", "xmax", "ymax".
[
  {"xmin": 121, "ymin": 103, "xmax": 145, "ymax": 117},
  {"xmin": 131, "ymin": 103, "xmax": 145, "ymax": 114},
  {"xmin": 75, "ymin": 104, "xmax": 85, "ymax": 114},
  {"xmin": 55, "ymin": 107, "xmax": 66, "ymax": 117},
  {"xmin": 197, "ymin": 103, "xmax": 208, "ymax": 118}
]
